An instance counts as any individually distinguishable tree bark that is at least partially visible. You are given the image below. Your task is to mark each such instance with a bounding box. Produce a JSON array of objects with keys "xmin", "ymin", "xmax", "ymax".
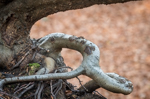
[{"xmin": 0, "ymin": 0, "xmax": 139, "ymax": 69}]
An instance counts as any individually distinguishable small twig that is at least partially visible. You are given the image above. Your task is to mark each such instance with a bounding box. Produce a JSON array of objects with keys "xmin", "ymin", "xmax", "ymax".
[
  {"xmin": 52, "ymin": 79, "xmax": 62, "ymax": 88},
  {"xmin": 76, "ymin": 76, "xmax": 88, "ymax": 92},
  {"xmin": 31, "ymin": 50, "xmax": 37, "ymax": 61},
  {"xmin": 0, "ymin": 72, "xmax": 14, "ymax": 78},
  {"xmin": 12, "ymin": 51, "xmax": 30, "ymax": 69},
  {"xmin": 50, "ymin": 80, "xmax": 56, "ymax": 99},
  {"xmin": 25, "ymin": 94, "xmax": 34, "ymax": 99},
  {"xmin": 34, "ymin": 82, "xmax": 42, "ymax": 99},
  {"xmin": 54, "ymin": 82, "xmax": 62, "ymax": 96},
  {"xmin": 93, "ymin": 91, "xmax": 107, "ymax": 99},
  {"xmin": 63, "ymin": 80, "xmax": 77, "ymax": 92},
  {"xmin": 54, "ymin": 69, "xmax": 58, "ymax": 73},
  {"xmin": 57, "ymin": 66, "xmax": 73, "ymax": 71},
  {"xmin": 52, "ymin": 80, "xmax": 63, "ymax": 95},
  {"xmin": 18, "ymin": 83, "xmax": 35, "ymax": 98},
  {"xmin": 37, "ymin": 82, "xmax": 44, "ymax": 99},
  {"xmin": 14, "ymin": 83, "xmax": 20, "ymax": 91},
  {"xmin": 0, "ymin": 91, "xmax": 19, "ymax": 99},
  {"xmin": 14, "ymin": 82, "xmax": 33, "ymax": 94}
]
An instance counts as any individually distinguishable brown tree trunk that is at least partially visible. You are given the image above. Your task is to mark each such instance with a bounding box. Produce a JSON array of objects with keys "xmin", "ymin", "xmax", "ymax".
[
  {"xmin": 0, "ymin": 10, "xmax": 32, "ymax": 69},
  {"xmin": 0, "ymin": 0, "xmax": 139, "ymax": 69}
]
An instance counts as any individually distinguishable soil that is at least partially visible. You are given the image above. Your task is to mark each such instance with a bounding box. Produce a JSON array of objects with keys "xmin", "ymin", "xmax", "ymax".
[{"xmin": 30, "ymin": 0, "xmax": 150, "ymax": 99}]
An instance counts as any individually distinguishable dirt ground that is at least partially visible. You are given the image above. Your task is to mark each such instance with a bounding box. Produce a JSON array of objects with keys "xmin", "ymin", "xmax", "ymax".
[{"xmin": 30, "ymin": 0, "xmax": 150, "ymax": 99}]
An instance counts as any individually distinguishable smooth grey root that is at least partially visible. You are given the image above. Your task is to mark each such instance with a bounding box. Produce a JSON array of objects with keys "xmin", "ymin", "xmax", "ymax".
[{"xmin": 0, "ymin": 33, "xmax": 133, "ymax": 95}]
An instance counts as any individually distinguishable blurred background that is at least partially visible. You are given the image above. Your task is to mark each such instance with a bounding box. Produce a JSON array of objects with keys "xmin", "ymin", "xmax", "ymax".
[{"xmin": 30, "ymin": 0, "xmax": 150, "ymax": 99}]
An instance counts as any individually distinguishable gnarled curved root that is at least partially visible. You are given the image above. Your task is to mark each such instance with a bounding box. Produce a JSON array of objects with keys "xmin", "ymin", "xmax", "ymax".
[
  {"xmin": 78, "ymin": 73, "xmax": 133, "ymax": 94},
  {"xmin": 0, "ymin": 33, "xmax": 133, "ymax": 95}
]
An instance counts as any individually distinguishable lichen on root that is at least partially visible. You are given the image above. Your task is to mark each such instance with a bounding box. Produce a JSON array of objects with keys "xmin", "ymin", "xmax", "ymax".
[{"xmin": 0, "ymin": 33, "xmax": 133, "ymax": 95}]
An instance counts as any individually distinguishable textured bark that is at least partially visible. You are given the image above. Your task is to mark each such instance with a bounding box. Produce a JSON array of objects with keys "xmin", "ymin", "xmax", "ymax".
[
  {"xmin": 0, "ymin": 0, "xmax": 139, "ymax": 69},
  {"xmin": 78, "ymin": 80, "xmax": 100, "ymax": 93},
  {"xmin": 0, "ymin": 8, "xmax": 32, "ymax": 68},
  {"xmin": 0, "ymin": 0, "xmax": 140, "ymax": 24}
]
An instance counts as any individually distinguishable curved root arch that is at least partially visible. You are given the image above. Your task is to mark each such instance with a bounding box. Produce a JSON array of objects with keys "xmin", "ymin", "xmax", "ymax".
[{"xmin": 0, "ymin": 33, "xmax": 133, "ymax": 95}]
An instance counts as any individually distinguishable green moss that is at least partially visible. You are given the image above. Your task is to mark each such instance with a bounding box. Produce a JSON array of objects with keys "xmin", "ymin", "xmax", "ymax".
[
  {"xmin": 28, "ymin": 63, "xmax": 40, "ymax": 75},
  {"xmin": 28, "ymin": 63, "xmax": 40, "ymax": 68}
]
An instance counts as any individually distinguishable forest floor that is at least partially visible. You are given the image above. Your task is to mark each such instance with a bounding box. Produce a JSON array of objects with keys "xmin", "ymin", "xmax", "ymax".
[{"xmin": 30, "ymin": 0, "xmax": 150, "ymax": 99}]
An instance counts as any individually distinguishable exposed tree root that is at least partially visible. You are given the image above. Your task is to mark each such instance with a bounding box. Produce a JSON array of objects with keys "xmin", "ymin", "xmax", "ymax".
[{"xmin": 0, "ymin": 33, "xmax": 133, "ymax": 98}]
